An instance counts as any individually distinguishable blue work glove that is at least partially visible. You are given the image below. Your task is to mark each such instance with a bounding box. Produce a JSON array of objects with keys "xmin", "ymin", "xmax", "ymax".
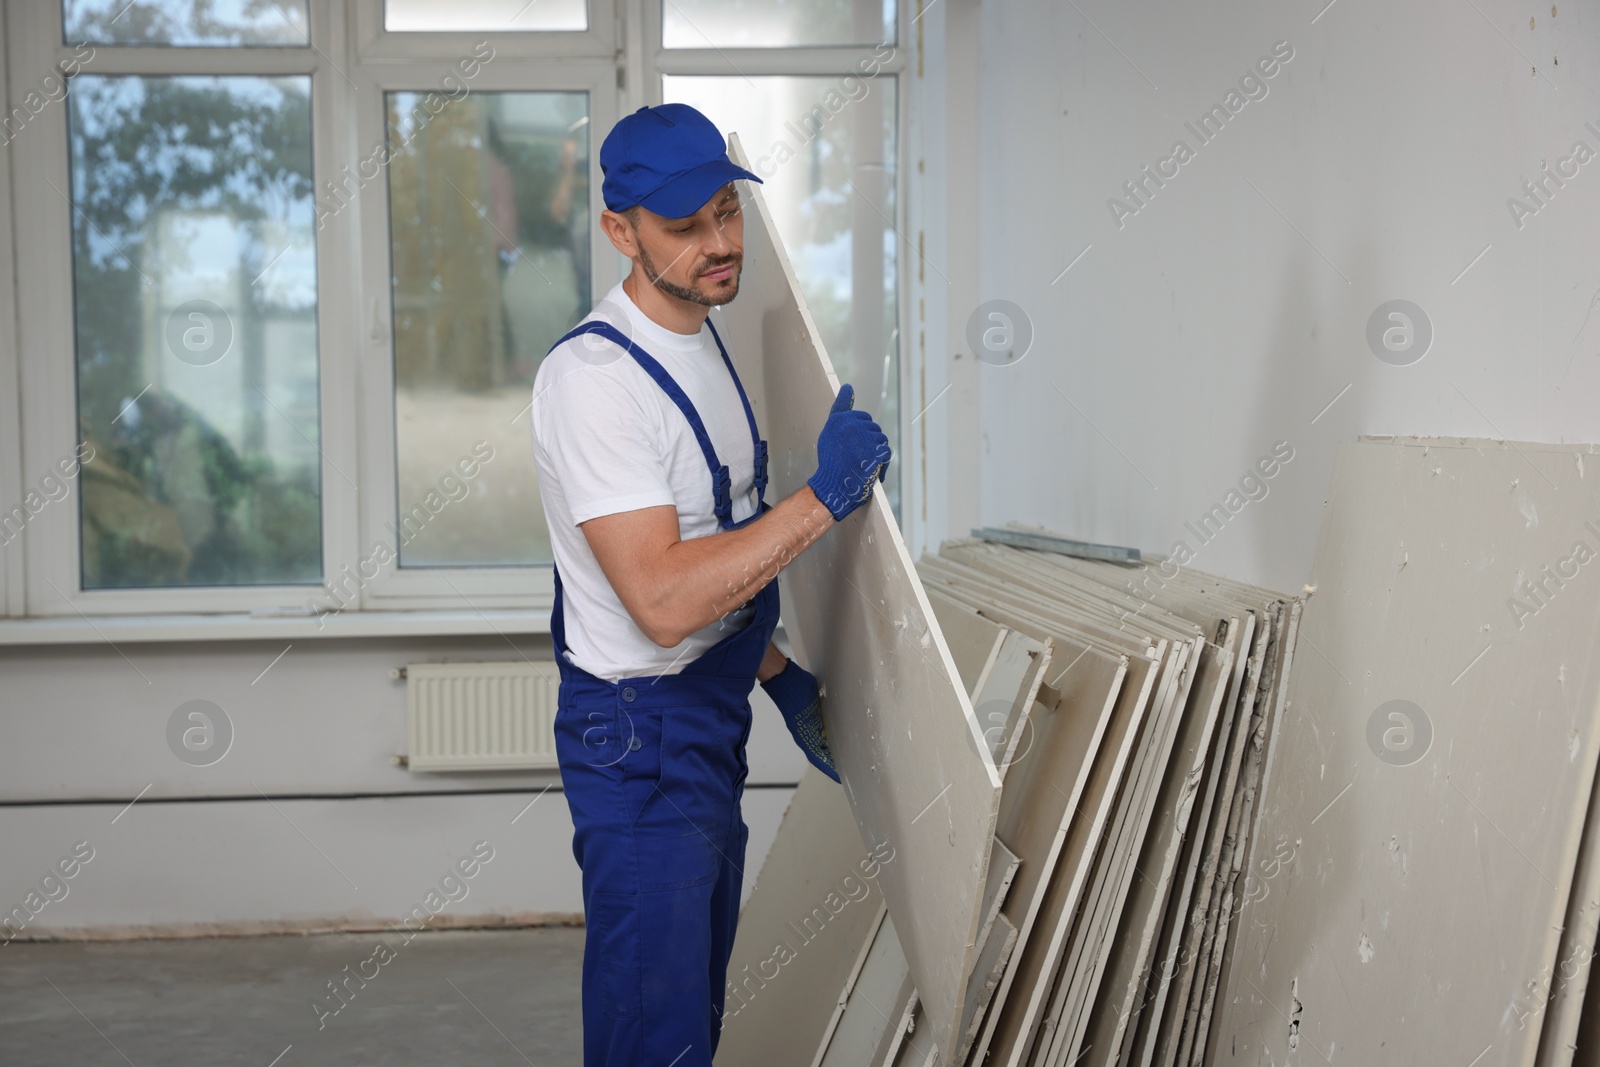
[
  {"xmin": 760, "ymin": 658, "xmax": 840, "ymax": 784},
  {"xmin": 808, "ymin": 384, "xmax": 892, "ymax": 522}
]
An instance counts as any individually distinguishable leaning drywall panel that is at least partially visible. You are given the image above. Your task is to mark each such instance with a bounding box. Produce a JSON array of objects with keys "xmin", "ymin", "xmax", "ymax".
[
  {"xmin": 969, "ymin": 631, "xmax": 1131, "ymax": 1067},
  {"xmin": 1099, "ymin": 597, "xmax": 1253, "ymax": 1067},
  {"xmin": 973, "ymin": 631, "xmax": 1052, "ymax": 767},
  {"xmin": 819, "ymin": 910, "xmax": 910, "ymax": 1067},
  {"xmin": 1147, "ymin": 607, "xmax": 1279, "ymax": 1067},
  {"xmin": 1040, "ymin": 640, "xmax": 1196, "ymax": 1067},
  {"xmin": 720, "ymin": 135, "xmax": 1001, "ymax": 1061},
  {"xmin": 1535, "ymin": 754, "xmax": 1600, "ymax": 1067},
  {"xmin": 1213, "ymin": 438, "xmax": 1600, "ymax": 1067},
  {"xmin": 928, "ymin": 589, "xmax": 1009, "ymax": 696},
  {"xmin": 974, "ymin": 838, "xmax": 1023, "ymax": 961},
  {"xmin": 1129, "ymin": 610, "xmax": 1266, "ymax": 1067},
  {"xmin": 1197, "ymin": 599, "xmax": 1298, "ymax": 1067},
  {"xmin": 872, "ymin": 981, "xmax": 921, "ymax": 1067},
  {"xmin": 957, "ymin": 912, "xmax": 1022, "ymax": 1062},
  {"xmin": 716, "ymin": 768, "xmax": 883, "ymax": 1067},
  {"xmin": 1186, "ymin": 610, "xmax": 1294, "ymax": 1067},
  {"xmin": 1085, "ymin": 627, "xmax": 1237, "ymax": 1066},
  {"xmin": 993, "ymin": 648, "xmax": 1162, "ymax": 1067}
]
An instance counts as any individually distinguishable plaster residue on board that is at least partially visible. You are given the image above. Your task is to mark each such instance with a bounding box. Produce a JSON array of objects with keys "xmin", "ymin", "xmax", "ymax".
[
  {"xmin": 1358, "ymin": 932, "xmax": 1375, "ymax": 963},
  {"xmin": 1510, "ymin": 480, "xmax": 1540, "ymax": 527},
  {"xmin": 1287, "ymin": 978, "xmax": 1303, "ymax": 1049},
  {"xmin": 1386, "ymin": 834, "xmax": 1408, "ymax": 878}
]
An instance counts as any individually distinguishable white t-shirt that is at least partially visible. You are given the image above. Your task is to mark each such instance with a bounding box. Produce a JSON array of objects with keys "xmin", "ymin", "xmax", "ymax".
[{"xmin": 529, "ymin": 282, "xmax": 761, "ymax": 682}]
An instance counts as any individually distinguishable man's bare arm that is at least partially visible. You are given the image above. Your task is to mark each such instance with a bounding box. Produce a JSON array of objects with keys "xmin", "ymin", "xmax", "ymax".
[{"xmin": 580, "ymin": 486, "xmax": 837, "ymax": 647}]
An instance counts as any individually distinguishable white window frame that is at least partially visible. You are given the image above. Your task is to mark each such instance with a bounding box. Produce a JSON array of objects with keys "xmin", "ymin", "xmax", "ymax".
[
  {"xmin": 350, "ymin": 53, "xmax": 619, "ymax": 610},
  {"xmin": 2, "ymin": 0, "xmax": 623, "ymax": 626},
  {"xmin": 353, "ymin": 0, "xmax": 617, "ymax": 62},
  {"xmin": 8, "ymin": 0, "xmax": 363, "ymax": 620},
  {"xmin": 0, "ymin": 2, "xmax": 21, "ymax": 618},
  {"xmin": 0, "ymin": 0, "xmax": 917, "ymax": 637}
]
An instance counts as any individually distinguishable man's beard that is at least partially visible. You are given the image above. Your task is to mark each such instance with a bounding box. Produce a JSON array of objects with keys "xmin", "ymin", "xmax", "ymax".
[{"xmin": 638, "ymin": 244, "xmax": 741, "ymax": 307}]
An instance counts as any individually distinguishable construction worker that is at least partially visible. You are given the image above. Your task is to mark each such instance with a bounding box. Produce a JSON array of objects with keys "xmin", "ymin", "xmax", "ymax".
[{"xmin": 528, "ymin": 103, "xmax": 892, "ymax": 1067}]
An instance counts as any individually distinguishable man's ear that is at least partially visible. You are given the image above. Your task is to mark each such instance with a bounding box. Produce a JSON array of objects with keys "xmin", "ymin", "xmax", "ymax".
[{"xmin": 599, "ymin": 209, "xmax": 639, "ymax": 258}]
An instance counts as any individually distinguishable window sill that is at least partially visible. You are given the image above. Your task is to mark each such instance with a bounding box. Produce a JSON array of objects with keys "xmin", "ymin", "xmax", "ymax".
[{"xmin": 0, "ymin": 609, "xmax": 553, "ymax": 647}]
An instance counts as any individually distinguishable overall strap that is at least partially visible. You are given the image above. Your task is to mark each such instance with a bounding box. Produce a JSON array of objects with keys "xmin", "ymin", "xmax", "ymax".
[
  {"xmin": 552, "ymin": 320, "xmax": 742, "ymax": 528},
  {"xmin": 704, "ymin": 318, "xmax": 769, "ymax": 503}
]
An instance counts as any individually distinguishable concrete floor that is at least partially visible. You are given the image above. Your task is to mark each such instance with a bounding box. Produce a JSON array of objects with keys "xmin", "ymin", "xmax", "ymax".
[{"xmin": 0, "ymin": 927, "xmax": 585, "ymax": 1066}]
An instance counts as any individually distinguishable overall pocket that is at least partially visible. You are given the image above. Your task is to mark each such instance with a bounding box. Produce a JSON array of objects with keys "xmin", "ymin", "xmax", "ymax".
[{"xmin": 634, "ymin": 703, "xmax": 731, "ymax": 892}]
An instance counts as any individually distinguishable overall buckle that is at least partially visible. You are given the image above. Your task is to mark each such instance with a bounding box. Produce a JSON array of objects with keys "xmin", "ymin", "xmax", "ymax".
[
  {"xmin": 753, "ymin": 440, "xmax": 769, "ymax": 495},
  {"xmin": 713, "ymin": 464, "xmax": 733, "ymax": 524}
]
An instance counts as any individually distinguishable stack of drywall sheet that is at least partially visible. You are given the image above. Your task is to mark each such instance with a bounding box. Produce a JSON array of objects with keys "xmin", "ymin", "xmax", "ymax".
[
  {"xmin": 722, "ymin": 540, "xmax": 1300, "ymax": 1067},
  {"xmin": 1211, "ymin": 437, "xmax": 1600, "ymax": 1067},
  {"xmin": 1129, "ymin": 580, "xmax": 1296, "ymax": 1067},
  {"xmin": 914, "ymin": 542, "xmax": 1300, "ymax": 1067}
]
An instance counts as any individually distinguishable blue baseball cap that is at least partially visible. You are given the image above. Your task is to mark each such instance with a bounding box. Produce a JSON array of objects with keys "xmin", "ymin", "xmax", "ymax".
[{"xmin": 600, "ymin": 103, "xmax": 763, "ymax": 218}]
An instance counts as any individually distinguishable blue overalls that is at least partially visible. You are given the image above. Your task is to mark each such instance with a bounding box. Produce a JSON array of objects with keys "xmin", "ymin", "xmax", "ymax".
[{"xmin": 547, "ymin": 317, "xmax": 777, "ymax": 1067}]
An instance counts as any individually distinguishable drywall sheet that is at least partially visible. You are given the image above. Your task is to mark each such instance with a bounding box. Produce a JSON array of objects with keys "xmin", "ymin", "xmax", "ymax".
[
  {"xmin": 992, "ymin": 648, "xmax": 1160, "ymax": 1067},
  {"xmin": 1038, "ymin": 640, "xmax": 1196, "ymax": 1067},
  {"xmin": 972, "ymin": 630, "xmax": 1052, "ymax": 770},
  {"xmin": 873, "ymin": 982, "xmax": 921, "ymax": 1067},
  {"xmin": 1536, "ymin": 754, "xmax": 1600, "ymax": 1067},
  {"xmin": 1084, "ymin": 625, "xmax": 1237, "ymax": 1066},
  {"xmin": 959, "ymin": 912, "xmax": 1021, "ymax": 1060},
  {"xmin": 888, "ymin": 1005, "xmax": 940, "ymax": 1067},
  {"xmin": 1185, "ymin": 610, "xmax": 1294, "ymax": 1067},
  {"xmin": 1213, "ymin": 437, "xmax": 1600, "ymax": 1067},
  {"xmin": 975, "ymin": 838, "xmax": 1022, "ymax": 956},
  {"xmin": 716, "ymin": 768, "xmax": 881, "ymax": 1067},
  {"xmin": 928, "ymin": 590, "xmax": 1009, "ymax": 696},
  {"xmin": 1196, "ymin": 599, "xmax": 1298, "ymax": 1067},
  {"xmin": 820, "ymin": 910, "xmax": 911, "ymax": 1067},
  {"xmin": 1142, "ymin": 607, "xmax": 1280, "ymax": 1067},
  {"xmin": 968, "ymin": 625, "xmax": 1131, "ymax": 1067},
  {"xmin": 719, "ymin": 135, "xmax": 1000, "ymax": 1061},
  {"xmin": 1128, "ymin": 610, "xmax": 1266, "ymax": 1067}
]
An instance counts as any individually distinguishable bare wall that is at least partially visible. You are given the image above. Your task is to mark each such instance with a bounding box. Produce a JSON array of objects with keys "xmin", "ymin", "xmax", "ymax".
[
  {"xmin": 963, "ymin": 0, "xmax": 1599, "ymax": 593},
  {"xmin": 0, "ymin": 635, "xmax": 802, "ymax": 934}
]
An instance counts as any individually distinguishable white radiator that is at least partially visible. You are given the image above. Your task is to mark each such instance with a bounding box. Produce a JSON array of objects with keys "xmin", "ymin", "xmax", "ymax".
[{"xmin": 405, "ymin": 661, "xmax": 562, "ymax": 772}]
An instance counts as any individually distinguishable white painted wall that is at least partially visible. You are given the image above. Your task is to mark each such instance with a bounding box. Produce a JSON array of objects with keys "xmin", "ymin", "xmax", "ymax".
[
  {"xmin": 0, "ymin": 636, "xmax": 801, "ymax": 935},
  {"xmin": 947, "ymin": 0, "xmax": 1599, "ymax": 594}
]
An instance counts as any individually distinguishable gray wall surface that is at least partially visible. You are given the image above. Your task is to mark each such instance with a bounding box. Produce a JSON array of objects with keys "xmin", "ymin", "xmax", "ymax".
[
  {"xmin": 961, "ymin": 0, "xmax": 1598, "ymax": 595},
  {"xmin": 0, "ymin": 635, "xmax": 802, "ymax": 936}
]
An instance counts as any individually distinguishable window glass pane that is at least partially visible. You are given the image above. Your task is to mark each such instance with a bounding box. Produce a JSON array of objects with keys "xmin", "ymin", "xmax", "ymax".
[
  {"xmin": 663, "ymin": 75, "xmax": 901, "ymax": 514},
  {"xmin": 385, "ymin": 0, "xmax": 587, "ymax": 33},
  {"xmin": 662, "ymin": 0, "xmax": 894, "ymax": 49},
  {"xmin": 386, "ymin": 91, "xmax": 591, "ymax": 567},
  {"xmin": 68, "ymin": 75, "xmax": 320, "ymax": 589},
  {"xmin": 63, "ymin": 0, "xmax": 310, "ymax": 47}
]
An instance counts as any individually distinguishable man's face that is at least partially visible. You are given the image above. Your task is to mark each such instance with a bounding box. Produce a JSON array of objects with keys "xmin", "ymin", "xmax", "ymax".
[{"xmin": 630, "ymin": 184, "xmax": 745, "ymax": 307}]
